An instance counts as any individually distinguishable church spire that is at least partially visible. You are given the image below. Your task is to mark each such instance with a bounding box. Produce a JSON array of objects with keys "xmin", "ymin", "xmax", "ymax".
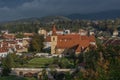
[{"xmin": 52, "ymin": 25, "xmax": 57, "ymax": 35}]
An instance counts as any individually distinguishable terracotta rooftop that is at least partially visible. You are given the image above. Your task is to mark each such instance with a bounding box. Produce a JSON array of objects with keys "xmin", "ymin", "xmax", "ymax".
[
  {"xmin": 56, "ymin": 34, "xmax": 91, "ymax": 53},
  {"xmin": 2, "ymin": 34, "xmax": 15, "ymax": 39},
  {"xmin": 0, "ymin": 48, "xmax": 8, "ymax": 53}
]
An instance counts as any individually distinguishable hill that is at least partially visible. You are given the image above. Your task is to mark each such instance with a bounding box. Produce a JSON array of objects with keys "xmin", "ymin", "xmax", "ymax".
[
  {"xmin": 67, "ymin": 10, "xmax": 120, "ymax": 20},
  {"xmin": 0, "ymin": 16, "xmax": 72, "ymax": 33},
  {"xmin": 0, "ymin": 16, "xmax": 71, "ymax": 25},
  {"xmin": 39, "ymin": 16, "xmax": 71, "ymax": 24}
]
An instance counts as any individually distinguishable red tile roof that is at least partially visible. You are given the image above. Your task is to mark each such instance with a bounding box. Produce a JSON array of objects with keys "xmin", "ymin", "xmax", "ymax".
[
  {"xmin": 2, "ymin": 34, "xmax": 15, "ymax": 39},
  {"xmin": 89, "ymin": 35, "xmax": 96, "ymax": 42},
  {"xmin": 0, "ymin": 39, "xmax": 29, "ymax": 53},
  {"xmin": 57, "ymin": 34, "xmax": 81, "ymax": 41},
  {"xmin": 56, "ymin": 40, "xmax": 78, "ymax": 49},
  {"xmin": 81, "ymin": 36, "xmax": 89, "ymax": 40},
  {"xmin": 56, "ymin": 34, "xmax": 92, "ymax": 53},
  {"xmin": 81, "ymin": 35, "xmax": 95, "ymax": 42},
  {"xmin": 79, "ymin": 40, "xmax": 90, "ymax": 47},
  {"xmin": 0, "ymin": 48, "xmax": 8, "ymax": 53}
]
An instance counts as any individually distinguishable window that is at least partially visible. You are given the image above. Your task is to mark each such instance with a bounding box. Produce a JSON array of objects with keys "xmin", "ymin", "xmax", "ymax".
[{"xmin": 53, "ymin": 37, "xmax": 55, "ymax": 41}]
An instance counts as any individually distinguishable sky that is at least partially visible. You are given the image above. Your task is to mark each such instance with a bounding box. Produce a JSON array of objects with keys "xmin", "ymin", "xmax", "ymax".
[{"xmin": 0, "ymin": 0, "xmax": 120, "ymax": 21}]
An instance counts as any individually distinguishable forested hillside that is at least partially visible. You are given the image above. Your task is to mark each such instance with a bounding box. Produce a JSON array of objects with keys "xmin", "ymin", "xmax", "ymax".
[{"xmin": 0, "ymin": 16, "xmax": 120, "ymax": 34}]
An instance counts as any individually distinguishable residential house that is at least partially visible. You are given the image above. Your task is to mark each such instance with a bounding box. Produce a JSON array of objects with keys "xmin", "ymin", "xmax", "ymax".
[
  {"xmin": 38, "ymin": 28, "xmax": 47, "ymax": 37},
  {"xmin": 112, "ymin": 29, "xmax": 119, "ymax": 37},
  {"xmin": 0, "ymin": 48, "xmax": 9, "ymax": 58},
  {"xmin": 79, "ymin": 29, "xmax": 88, "ymax": 36},
  {"xmin": 44, "ymin": 36, "xmax": 51, "ymax": 49},
  {"xmin": 0, "ymin": 39, "xmax": 29, "ymax": 57},
  {"xmin": 23, "ymin": 33, "xmax": 34, "ymax": 38},
  {"xmin": 2, "ymin": 33, "xmax": 15, "ymax": 39}
]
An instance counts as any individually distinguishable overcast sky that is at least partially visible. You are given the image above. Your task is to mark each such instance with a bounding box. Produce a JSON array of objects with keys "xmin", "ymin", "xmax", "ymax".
[{"xmin": 0, "ymin": 0, "xmax": 120, "ymax": 21}]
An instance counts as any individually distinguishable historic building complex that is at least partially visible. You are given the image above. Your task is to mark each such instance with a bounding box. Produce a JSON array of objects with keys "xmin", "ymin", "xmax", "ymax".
[{"xmin": 44, "ymin": 25, "xmax": 96, "ymax": 54}]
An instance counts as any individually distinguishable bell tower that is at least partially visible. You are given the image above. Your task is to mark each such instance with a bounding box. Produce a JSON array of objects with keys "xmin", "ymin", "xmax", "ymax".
[{"xmin": 51, "ymin": 25, "xmax": 57, "ymax": 54}]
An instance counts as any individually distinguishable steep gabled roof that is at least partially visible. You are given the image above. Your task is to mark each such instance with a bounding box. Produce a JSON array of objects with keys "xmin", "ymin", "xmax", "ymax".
[{"xmin": 56, "ymin": 34, "xmax": 91, "ymax": 52}]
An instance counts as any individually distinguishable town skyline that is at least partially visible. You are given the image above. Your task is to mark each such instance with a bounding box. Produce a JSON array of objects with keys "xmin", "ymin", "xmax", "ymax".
[{"xmin": 0, "ymin": 0, "xmax": 120, "ymax": 80}]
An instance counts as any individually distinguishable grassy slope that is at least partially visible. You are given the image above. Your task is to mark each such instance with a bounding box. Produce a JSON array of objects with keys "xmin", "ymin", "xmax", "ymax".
[{"xmin": 23, "ymin": 58, "xmax": 54, "ymax": 68}]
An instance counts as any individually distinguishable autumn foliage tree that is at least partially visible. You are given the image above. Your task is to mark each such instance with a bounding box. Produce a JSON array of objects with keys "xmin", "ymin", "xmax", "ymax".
[{"xmin": 29, "ymin": 34, "xmax": 44, "ymax": 52}]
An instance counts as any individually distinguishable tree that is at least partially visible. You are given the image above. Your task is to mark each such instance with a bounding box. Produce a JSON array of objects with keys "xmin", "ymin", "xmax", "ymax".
[
  {"xmin": 2, "ymin": 54, "xmax": 15, "ymax": 76},
  {"xmin": 41, "ymin": 69, "xmax": 48, "ymax": 80},
  {"xmin": 29, "ymin": 34, "xmax": 44, "ymax": 52},
  {"xmin": 15, "ymin": 33, "xmax": 24, "ymax": 38}
]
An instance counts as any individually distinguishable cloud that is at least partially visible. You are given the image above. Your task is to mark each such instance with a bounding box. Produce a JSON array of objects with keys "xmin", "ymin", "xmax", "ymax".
[{"xmin": 0, "ymin": 0, "xmax": 120, "ymax": 21}]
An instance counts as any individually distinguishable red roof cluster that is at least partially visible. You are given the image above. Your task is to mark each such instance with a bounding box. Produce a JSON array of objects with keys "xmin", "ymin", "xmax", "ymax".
[
  {"xmin": 0, "ymin": 48, "xmax": 8, "ymax": 53},
  {"xmin": 2, "ymin": 34, "xmax": 15, "ymax": 39},
  {"xmin": 0, "ymin": 39, "xmax": 29, "ymax": 53}
]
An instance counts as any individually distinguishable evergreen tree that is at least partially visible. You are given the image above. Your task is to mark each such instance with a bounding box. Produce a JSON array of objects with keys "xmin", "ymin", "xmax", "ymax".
[{"xmin": 2, "ymin": 54, "xmax": 15, "ymax": 76}]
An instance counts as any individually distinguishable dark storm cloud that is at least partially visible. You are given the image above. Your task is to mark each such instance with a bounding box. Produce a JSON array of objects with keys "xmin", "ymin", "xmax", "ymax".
[
  {"xmin": 0, "ymin": 0, "xmax": 33, "ymax": 7},
  {"xmin": 0, "ymin": 0, "xmax": 120, "ymax": 21}
]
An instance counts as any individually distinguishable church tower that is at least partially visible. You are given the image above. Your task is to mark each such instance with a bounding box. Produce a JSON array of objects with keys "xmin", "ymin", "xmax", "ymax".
[{"xmin": 51, "ymin": 25, "xmax": 57, "ymax": 54}]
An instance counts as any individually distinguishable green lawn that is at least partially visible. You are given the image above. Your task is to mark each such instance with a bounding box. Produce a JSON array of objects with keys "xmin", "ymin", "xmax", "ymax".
[
  {"xmin": 22, "ymin": 58, "xmax": 54, "ymax": 68},
  {"xmin": 0, "ymin": 76, "xmax": 36, "ymax": 80},
  {"xmin": 15, "ymin": 57, "xmax": 73, "ymax": 68}
]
